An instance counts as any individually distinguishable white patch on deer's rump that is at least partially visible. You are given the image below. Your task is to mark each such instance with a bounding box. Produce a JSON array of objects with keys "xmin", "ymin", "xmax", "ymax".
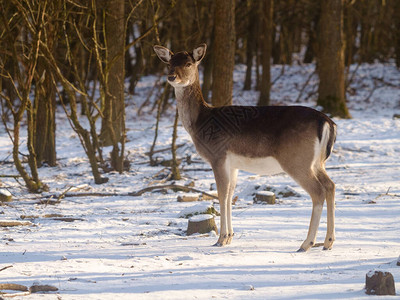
[{"xmin": 312, "ymin": 122, "xmax": 331, "ymax": 170}]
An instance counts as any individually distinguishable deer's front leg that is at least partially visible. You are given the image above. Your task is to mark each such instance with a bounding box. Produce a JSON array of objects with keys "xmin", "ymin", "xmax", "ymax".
[
  {"xmin": 212, "ymin": 164, "xmax": 231, "ymax": 246},
  {"xmin": 226, "ymin": 169, "xmax": 238, "ymax": 245}
]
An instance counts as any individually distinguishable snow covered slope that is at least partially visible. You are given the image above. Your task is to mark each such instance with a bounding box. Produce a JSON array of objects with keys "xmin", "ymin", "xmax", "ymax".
[{"xmin": 0, "ymin": 63, "xmax": 399, "ymax": 299}]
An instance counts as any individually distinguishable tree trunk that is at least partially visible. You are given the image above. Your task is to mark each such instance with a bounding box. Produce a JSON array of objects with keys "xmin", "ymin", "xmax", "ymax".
[
  {"xmin": 304, "ymin": 3, "xmax": 320, "ymax": 64},
  {"xmin": 171, "ymin": 108, "xmax": 181, "ymax": 180},
  {"xmin": 211, "ymin": 0, "xmax": 235, "ymax": 106},
  {"xmin": 258, "ymin": 0, "xmax": 273, "ymax": 106},
  {"xmin": 394, "ymin": 0, "xmax": 400, "ymax": 68},
  {"xmin": 343, "ymin": 1, "xmax": 357, "ymax": 66},
  {"xmin": 34, "ymin": 64, "xmax": 56, "ymax": 167},
  {"xmin": 317, "ymin": 0, "xmax": 350, "ymax": 118},
  {"xmin": 243, "ymin": 2, "xmax": 258, "ymax": 91},
  {"xmin": 100, "ymin": 0, "xmax": 126, "ymax": 145},
  {"xmin": 201, "ymin": 45, "xmax": 213, "ymax": 103}
]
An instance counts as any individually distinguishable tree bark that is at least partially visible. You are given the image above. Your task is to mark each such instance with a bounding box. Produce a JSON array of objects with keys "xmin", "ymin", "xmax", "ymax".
[
  {"xmin": 394, "ymin": 0, "xmax": 400, "ymax": 68},
  {"xmin": 317, "ymin": 0, "xmax": 350, "ymax": 118},
  {"xmin": 211, "ymin": 0, "xmax": 235, "ymax": 106},
  {"xmin": 34, "ymin": 63, "xmax": 56, "ymax": 167},
  {"xmin": 258, "ymin": 0, "xmax": 273, "ymax": 106},
  {"xmin": 201, "ymin": 44, "xmax": 213, "ymax": 103},
  {"xmin": 243, "ymin": 2, "xmax": 258, "ymax": 91},
  {"xmin": 100, "ymin": 0, "xmax": 126, "ymax": 145},
  {"xmin": 171, "ymin": 108, "xmax": 181, "ymax": 180},
  {"xmin": 304, "ymin": 2, "xmax": 320, "ymax": 64}
]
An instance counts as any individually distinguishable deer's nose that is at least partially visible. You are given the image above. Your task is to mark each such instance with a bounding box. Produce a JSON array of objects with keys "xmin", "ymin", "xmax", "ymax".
[{"xmin": 168, "ymin": 75, "xmax": 176, "ymax": 82}]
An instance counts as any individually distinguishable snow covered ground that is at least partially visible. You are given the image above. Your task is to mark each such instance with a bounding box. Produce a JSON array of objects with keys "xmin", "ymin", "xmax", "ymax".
[{"xmin": 1, "ymin": 62, "xmax": 400, "ymax": 299}]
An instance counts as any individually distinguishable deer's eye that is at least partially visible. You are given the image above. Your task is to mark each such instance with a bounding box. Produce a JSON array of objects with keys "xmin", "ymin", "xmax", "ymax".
[{"xmin": 185, "ymin": 63, "xmax": 192, "ymax": 68}]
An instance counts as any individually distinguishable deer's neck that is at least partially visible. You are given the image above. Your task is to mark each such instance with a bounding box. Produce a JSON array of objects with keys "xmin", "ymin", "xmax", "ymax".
[{"xmin": 174, "ymin": 77, "xmax": 209, "ymax": 134}]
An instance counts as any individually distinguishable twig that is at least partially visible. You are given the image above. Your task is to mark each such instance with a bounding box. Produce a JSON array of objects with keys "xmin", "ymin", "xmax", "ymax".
[
  {"xmin": 148, "ymin": 172, "xmax": 172, "ymax": 186},
  {"xmin": 346, "ymin": 60, "xmax": 362, "ymax": 88},
  {"xmin": 371, "ymin": 76, "xmax": 400, "ymax": 88},
  {"xmin": 271, "ymin": 64, "xmax": 285, "ymax": 87},
  {"xmin": 45, "ymin": 192, "xmax": 122, "ymax": 199},
  {"xmin": 296, "ymin": 69, "xmax": 316, "ymax": 103},
  {"xmin": 183, "ymin": 167, "xmax": 213, "ymax": 172},
  {"xmin": 373, "ymin": 187, "xmax": 400, "ymax": 201},
  {"xmin": 138, "ymin": 75, "xmax": 162, "ymax": 116},
  {"xmin": 0, "ymin": 175, "xmax": 21, "ymax": 178},
  {"xmin": 56, "ymin": 186, "xmax": 74, "ymax": 203},
  {"xmin": 39, "ymin": 185, "xmax": 218, "ymax": 200},
  {"xmin": 363, "ymin": 79, "xmax": 380, "ymax": 103},
  {"xmin": 0, "ymin": 265, "xmax": 13, "ymax": 272},
  {"xmin": 145, "ymin": 143, "xmax": 185, "ymax": 156},
  {"xmin": 129, "ymin": 184, "xmax": 218, "ymax": 199}
]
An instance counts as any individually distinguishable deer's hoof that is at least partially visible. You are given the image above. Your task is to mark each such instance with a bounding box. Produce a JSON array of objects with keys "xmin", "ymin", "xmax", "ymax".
[
  {"xmin": 296, "ymin": 247, "xmax": 306, "ymax": 253},
  {"xmin": 226, "ymin": 233, "xmax": 234, "ymax": 245},
  {"xmin": 214, "ymin": 234, "xmax": 229, "ymax": 246},
  {"xmin": 323, "ymin": 237, "xmax": 335, "ymax": 250}
]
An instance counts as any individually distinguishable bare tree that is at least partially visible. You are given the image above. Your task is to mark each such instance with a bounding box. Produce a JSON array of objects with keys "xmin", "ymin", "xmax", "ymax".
[
  {"xmin": 258, "ymin": 0, "xmax": 273, "ymax": 106},
  {"xmin": 243, "ymin": 1, "xmax": 259, "ymax": 91},
  {"xmin": 98, "ymin": 0, "xmax": 126, "ymax": 172},
  {"xmin": 317, "ymin": 0, "xmax": 350, "ymax": 118},
  {"xmin": 33, "ymin": 2, "xmax": 59, "ymax": 167},
  {"xmin": 211, "ymin": 0, "xmax": 235, "ymax": 106},
  {"xmin": 100, "ymin": 0, "xmax": 125, "ymax": 147},
  {"xmin": 394, "ymin": 0, "xmax": 400, "ymax": 68},
  {"xmin": 0, "ymin": 0, "xmax": 47, "ymax": 192}
]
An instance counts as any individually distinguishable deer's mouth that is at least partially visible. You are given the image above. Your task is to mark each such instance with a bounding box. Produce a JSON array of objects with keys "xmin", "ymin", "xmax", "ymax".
[{"xmin": 167, "ymin": 78, "xmax": 190, "ymax": 87}]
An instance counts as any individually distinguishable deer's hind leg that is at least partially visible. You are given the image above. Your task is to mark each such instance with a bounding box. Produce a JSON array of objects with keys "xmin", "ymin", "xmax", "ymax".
[
  {"xmin": 285, "ymin": 167, "xmax": 326, "ymax": 252},
  {"xmin": 316, "ymin": 168, "xmax": 335, "ymax": 250}
]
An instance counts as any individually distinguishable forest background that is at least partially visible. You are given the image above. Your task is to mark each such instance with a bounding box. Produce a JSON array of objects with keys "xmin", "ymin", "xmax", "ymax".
[{"xmin": 0, "ymin": 0, "xmax": 399, "ymax": 192}]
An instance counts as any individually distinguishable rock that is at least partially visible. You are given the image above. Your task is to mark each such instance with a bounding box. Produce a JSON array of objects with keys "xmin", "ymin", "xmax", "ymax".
[
  {"xmin": 187, "ymin": 214, "xmax": 218, "ymax": 235},
  {"xmin": 242, "ymin": 284, "xmax": 255, "ymax": 291},
  {"xmin": 278, "ymin": 186, "xmax": 301, "ymax": 198},
  {"xmin": 0, "ymin": 189, "xmax": 12, "ymax": 202},
  {"xmin": 393, "ymin": 114, "xmax": 400, "ymax": 119},
  {"xmin": 177, "ymin": 194, "xmax": 200, "ymax": 202},
  {"xmin": 254, "ymin": 191, "xmax": 276, "ymax": 204},
  {"xmin": 397, "ymin": 255, "xmax": 400, "ymax": 266},
  {"xmin": 29, "ymin": 284, "xmax": 58, "ymax": 293},
  {"xmin": 0, "ymin": 283, "xmax": 28, "ymax": 292},
  {"xmin": 365, "ymin": 270, "xmax": 396, "ymax": 295},
  {"xmin": 0, "ymin": 220, "xmax": 33, "ymax": 227}
]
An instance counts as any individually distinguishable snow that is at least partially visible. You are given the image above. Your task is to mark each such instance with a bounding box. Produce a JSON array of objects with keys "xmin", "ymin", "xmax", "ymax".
[
  {"xmin": 1, "ymin": 62, "xmax": 400, "ymax": 299},
  {"xmin": 256, "ymin": 191, "xmax": 275, "ymax": 196},
  {"xmin": 0, "ymin": 189, "xmax": 11, "ymax": 197},
  {"xmin": 189, "ymin": 214, "xmax": 214, "ymax": 222},
  {"xmin": 178, "ymin": 202, "xmax": 216, "ymax": 218}
]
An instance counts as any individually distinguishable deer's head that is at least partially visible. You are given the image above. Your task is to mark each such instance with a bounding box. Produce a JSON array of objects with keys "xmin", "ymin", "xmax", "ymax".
[{"xmin": 153, "ymin": 44, "xmax": 207, "ymax": 88}]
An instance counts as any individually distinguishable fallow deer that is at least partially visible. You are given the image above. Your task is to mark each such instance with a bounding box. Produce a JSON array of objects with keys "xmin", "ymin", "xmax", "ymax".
[{"xmin": 154, "ymin": 44, "xmax": 337, "ymax": 252}]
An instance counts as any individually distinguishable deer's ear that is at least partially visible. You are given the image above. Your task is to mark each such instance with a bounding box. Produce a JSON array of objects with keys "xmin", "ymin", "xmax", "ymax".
[
  {"xmin": 193, "ymin": 44, "xmax": 207, "ymax": 63},
  {"xmin": 153, "ymin": 45, "xmax": 173, "ymax": 63}
]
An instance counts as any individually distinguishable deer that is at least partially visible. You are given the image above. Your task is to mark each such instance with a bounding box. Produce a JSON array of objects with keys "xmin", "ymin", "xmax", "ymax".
[{"xmin": 153, "ymin": 43, "xmax": 337, "ymax": 252}]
